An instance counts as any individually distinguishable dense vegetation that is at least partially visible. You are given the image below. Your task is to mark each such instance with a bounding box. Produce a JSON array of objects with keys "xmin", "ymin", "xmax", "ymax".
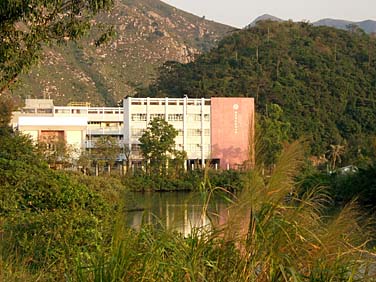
[
  {"xmin": 0, "ymin": 113, "xmax": 123, "ymax": 280},
  {"xmin": 139, "ymin": 21, "xmax": 376, "ymax": 163},
  {"xmin": 1, "ymin": 111, "xmax": 375, "ymax": 280}
]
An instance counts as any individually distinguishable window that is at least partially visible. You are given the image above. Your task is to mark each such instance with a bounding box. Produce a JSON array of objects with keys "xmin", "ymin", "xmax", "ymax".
[
  {"xmin": 204, "ymin": 114, "xmax": 210, "ymax": 121},
  {"xmin": 188, "ymin": 114, "xmax": 201, "ymax": 121},
  {"xmin": 54, "ymin": 109, "xmax": 70, "ymax": 114},
  {"xmin": 187, "ymin": 144, "xmax": 201, "ymax": 152},
  {"xmin": 168, "ymin": 114, "xmax": 183, "ymax": 121},
  {"xmin": 204, "ymin": 129, "xmax": 210, "ymax": 136},
  {"xmin": 131, "ymin": 114, "xmax": 147, "ymax": 121},
  {"xmin": 150, "ymin": 114, "xmax": 165, "ymax": 120},
  {"xmin": 131, "ymin": 128, "xmax": 144, "ymax": 137},
  {"xmin": 188, "ymin": 129, "xmax": 201, "ymax": 136}
]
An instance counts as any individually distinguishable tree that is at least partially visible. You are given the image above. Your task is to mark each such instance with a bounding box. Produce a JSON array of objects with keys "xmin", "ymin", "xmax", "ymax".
[
  {"xmin": 327, "ymin": 144, "xmax": 345, "ymax": 172},
  {"xmin": 0, "ymin": 96, "xmax": 14, "ymax": 128},
  {"xmin": 38, "ymin": 138, "xmax": 77, "ymax": 169},
  {"xmin": 77, "ymin": 150, "xmax": 92, "ymax": 175},
  {"xmin": 120, "ymin": 143, "xmax": 132, "ymax": 175},
  {"xmin": 139, "ymin": 118, "xmax": 180, "ymax": 175},
  {"xmin": 258, "ymin": 104, "xmax": 290, "ymax": 170},
  {"xmin": 92, "ymin": 136, "xmax": 120, "ymax": 175},
  {"xmin": 0, "ymin": 0, "xmax": 114, "ymax": 94}
]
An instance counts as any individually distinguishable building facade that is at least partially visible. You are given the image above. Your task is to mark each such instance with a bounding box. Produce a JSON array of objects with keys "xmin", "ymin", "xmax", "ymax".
[
  {"xmin": 12, "ymin": 99, "xmax": 124, "ymax": 156},
  {"xmin": 13, "ymin": 97, "xmax": 254, "ymax": 169}
]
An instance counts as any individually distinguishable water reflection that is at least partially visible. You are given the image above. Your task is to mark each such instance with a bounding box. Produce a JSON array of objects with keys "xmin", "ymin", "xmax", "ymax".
[{"xmin": 125, "ymin": 192, "xmax": 229, "ymax": 237}]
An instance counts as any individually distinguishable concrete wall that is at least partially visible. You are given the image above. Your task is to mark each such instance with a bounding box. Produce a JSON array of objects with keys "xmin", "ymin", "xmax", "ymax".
[{"xmin": 211, "ymin": 97, "xmax": 254, "ymax": 169}]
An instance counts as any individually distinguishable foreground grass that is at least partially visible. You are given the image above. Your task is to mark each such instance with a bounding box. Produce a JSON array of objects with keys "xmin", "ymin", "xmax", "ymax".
[
  {"xmin": 72, "ymin": 142, "xmax": 376, "ymax": 281},
  {"xmin": 1, "ymin": 141, "xmax": 375, "ymax": 281}
]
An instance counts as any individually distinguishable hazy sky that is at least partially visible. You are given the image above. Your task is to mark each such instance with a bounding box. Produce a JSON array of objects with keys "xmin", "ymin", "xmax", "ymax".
[{"xmin": 162, "ymin": 0, "xmax": 376, "ymax": 28}]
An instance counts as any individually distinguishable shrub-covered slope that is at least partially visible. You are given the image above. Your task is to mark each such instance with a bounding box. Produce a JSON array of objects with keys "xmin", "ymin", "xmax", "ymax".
[{"xmin": 140, "ymin": 21, "xmax": 376, "ymax": 159}]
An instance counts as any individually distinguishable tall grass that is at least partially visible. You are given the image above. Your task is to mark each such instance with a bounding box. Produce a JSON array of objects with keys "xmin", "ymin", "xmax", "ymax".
[{"xmin": 72, "ymin": 141, "xmax": 375, "ymax": 281}]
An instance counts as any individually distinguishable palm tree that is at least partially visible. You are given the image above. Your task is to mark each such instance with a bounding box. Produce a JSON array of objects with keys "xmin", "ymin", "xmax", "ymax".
[{"xmin": 327, "ymin": 144, "xmax": 345, "ymax": 172}]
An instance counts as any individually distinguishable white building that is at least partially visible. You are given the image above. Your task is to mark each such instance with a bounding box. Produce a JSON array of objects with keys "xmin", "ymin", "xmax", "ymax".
[
  {"xmin": 124, "ymin": 97, "xmax": 211, "ymax": 166},
  {"xmin": 13, "ymin": 97, "xmax": 255, "ymax": 169},
  {"xmin": 12, "ymin": 99, "xmax": 124, "ymax": 155}
]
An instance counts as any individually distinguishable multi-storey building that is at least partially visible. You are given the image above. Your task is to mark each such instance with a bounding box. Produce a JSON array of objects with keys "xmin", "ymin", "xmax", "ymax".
[
  {"xmin": 124, "ymin": 97, "xmax": 212, "ymax": 167},
  {"xmin": 12, "ymin": 97, "xmax": 254, "ymax": 169},
  {"xmin": 12, "ymin": 99, "xmax": 124, "ymax": 157},
  {"xmin": 124, "ymin": 96, "xmax": 255, "ymax": 169}
]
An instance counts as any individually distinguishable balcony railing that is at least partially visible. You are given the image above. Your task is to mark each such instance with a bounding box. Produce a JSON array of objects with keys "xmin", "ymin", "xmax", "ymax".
[{"xmin": 87, "ymin": 127, "xmax": 124, "ymax": 135}]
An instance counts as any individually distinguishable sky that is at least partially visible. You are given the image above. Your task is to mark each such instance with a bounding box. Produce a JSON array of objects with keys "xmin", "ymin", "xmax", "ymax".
[{"xmin": 162, "ymin": 0, "xmax": 376, "ymax": 28}]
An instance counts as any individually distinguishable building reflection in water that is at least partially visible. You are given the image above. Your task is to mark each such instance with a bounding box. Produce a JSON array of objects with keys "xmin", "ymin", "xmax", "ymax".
[{"xmin": 125, "ymin": 192, "xmax": 229, "ymax": 237}]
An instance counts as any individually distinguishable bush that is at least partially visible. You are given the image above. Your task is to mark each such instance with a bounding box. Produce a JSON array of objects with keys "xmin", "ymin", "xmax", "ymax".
[{"xmin": 330, "ymin": 164, "xmax": 376, "ymax": 210}]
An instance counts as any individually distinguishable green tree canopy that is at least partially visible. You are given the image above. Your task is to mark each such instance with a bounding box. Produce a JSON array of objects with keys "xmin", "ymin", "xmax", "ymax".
[
  {"xmin": 139, "ymin": 118, "xmax": 180, "ymax": 175},
  {"xmin": 0, "ymin": 0, "xmax": 113, "ymax": 94},
  {"xmin": 258, "ymin": 104, "xmax": 290, "ymax": 168}
]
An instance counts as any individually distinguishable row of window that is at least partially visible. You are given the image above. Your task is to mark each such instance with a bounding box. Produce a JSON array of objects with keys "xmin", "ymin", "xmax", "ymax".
[
  {"xmin": 54, "ymin": 109, "xmax": 123, "ymax": 115},
  {"xmin": 131, "ymin": 113, "xmax": 210, "ymax": 122},
  {"xmin": 187, "ymin": 129, "xmax": 210, "ymax": 136},
  {"xmin": 131, "ymin": 143, "xmax": 211, "ymax": 153},
  {"xmin": 131, "ymin": 100, "xmax": 211, "ymax": 106},
  {"xmin": 130, "ymin": 128, "xmax": 209, "ymax": 138}
]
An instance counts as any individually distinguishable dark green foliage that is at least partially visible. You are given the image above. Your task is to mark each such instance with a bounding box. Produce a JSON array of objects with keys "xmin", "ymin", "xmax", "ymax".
[
  {"xmin": 139, "ymin": 21, "xmax": 376, "ymax": 160},
  {"xmin": 122, "ymin": 170, "xmax": 243, "ymax": 192},
  {"xmin": 0, "ymin": 158, "xmax": 108, "ymax": 215},
  {"xmin": 330, "ymin": 165, "xmax": 376, "ymax": 209},
  {"xmin": 2, "ymin": 209, "xmax": 104, "ymax": 271},
  {"xmin": 258, "ymin": 104, "xmax": 290, "ymax": 167},
  {"xmin": 0, "ymin": 122, "xmax": 118, "ymax": 273}
]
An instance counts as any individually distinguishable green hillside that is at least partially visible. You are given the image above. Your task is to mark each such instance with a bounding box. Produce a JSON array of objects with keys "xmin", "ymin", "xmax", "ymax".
[{"xmin": 139, "ymin": 21, "xmax": 376, "ymax": 161}]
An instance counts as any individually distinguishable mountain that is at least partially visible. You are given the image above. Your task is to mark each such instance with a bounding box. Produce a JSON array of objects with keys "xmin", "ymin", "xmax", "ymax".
[
  {"xmin": 248, "ymin": 14, "xmax": 283, "ymax": 27},
  {"xmin": 313, "ymin": 18, "xmax": 376, "ymax": 33},
  {"xmin": 248, "ymin": 15, "xmax": 376, "ymax": 34},
  {"xmin": 13, "ymin": 0, "xmax": 233, "ymax": 106},
  {"xmin": 138, "ymin": 21, "xmax": 376, "ymax": 160},
  {"xmin": 359, "ymin": 20, "xmax": 376, "ymax": 34}
]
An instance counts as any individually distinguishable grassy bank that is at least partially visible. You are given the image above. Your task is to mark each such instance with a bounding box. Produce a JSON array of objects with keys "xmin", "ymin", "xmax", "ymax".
[
  {"xmin": 1, "ymin": 131, "xmax": 375, "ymax": 281},
  {"xmin": 0, "ymin": 141, "xmax": 375, "ymax": 281},
  {"xmin": 72, "ymin": 142, "xmax": 376, "ymax": 281}
]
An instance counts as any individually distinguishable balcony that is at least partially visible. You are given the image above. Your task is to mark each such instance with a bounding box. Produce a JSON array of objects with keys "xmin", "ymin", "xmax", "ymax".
[{"xmin": 87, "ymin": 127, "xmax": 124, "ymax": 135}]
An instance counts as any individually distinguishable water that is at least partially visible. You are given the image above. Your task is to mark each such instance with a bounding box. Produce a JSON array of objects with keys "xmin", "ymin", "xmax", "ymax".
[{"xmin": 124, "ymin": 191, "xmax": 229, "ymax": 237}]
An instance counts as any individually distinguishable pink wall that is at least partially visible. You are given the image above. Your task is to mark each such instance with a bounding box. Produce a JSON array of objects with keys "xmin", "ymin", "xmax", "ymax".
[{"xmin": 211, "ymin": 97, "xmax": 254, "ymax": 169}]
